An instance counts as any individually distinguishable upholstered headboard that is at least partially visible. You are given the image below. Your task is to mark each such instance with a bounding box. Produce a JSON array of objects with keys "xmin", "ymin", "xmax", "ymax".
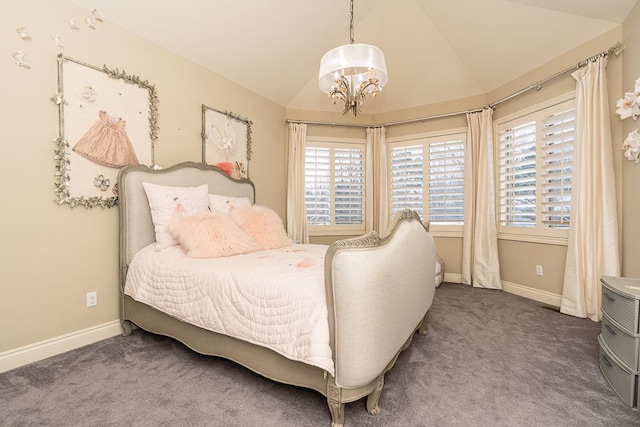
[{"xmin": 117, "ymin": 162, "xmax": 255, "ymax": 271}]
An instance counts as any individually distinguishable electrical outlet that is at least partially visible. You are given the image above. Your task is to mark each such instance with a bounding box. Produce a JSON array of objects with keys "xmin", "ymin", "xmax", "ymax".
[
  {"xmin": 536, "ymin": 265, "xmax": 543, "ymax": 276},
  {"xmin": 86, "ymin": 291, "xmax": 97, "ymax": 307}
]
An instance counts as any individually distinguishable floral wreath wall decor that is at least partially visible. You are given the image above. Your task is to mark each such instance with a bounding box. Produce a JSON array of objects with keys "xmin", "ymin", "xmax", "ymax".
[
  {"xmin": 201, "ymin": 104, "xmax": 252, "ymax": 179},
  {"xmin": 53, "ymin": 54, "xmax": 159, "ymax": 208},
  {"xmin": 615, "ymin": 77, "xmax": 640, "ymax": 164}
]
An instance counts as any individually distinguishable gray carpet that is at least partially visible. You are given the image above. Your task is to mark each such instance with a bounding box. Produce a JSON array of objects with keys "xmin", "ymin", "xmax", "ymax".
[{"xmin": 1, "ymin": 283, "xmax": 639, "ymax": 426}]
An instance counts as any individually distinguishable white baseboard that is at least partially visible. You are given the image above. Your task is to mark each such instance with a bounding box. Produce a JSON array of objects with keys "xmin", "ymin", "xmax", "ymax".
[
  {"xmin": 501, "ymin": 281, "xmax": 562, "ymax": 307},
  {"xmin": 442, "ymin": 274, "xmax": 561, "ymax": 308},
  {"xmin": 444, "ymin": 272, "xmax": 462, "ymax": 283},
  {"xmin": 0, "ymin": 320, "xmax": 123, "ymax": 373}
]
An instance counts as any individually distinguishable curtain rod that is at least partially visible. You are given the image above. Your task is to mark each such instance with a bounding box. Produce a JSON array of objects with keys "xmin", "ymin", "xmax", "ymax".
[
  {"xmin": 285, "ymin": 119, "xmax": 370, "ymax": 129},
  {"xmin": 383, "ymin": 108, "xmax": 483, "ymax": 127},
  {"xmin": 286, "ymin": 42, "xmax": 624, "ymax": 129},
  {"xmin": 488, "ymin": 41, "xmax": 624, "ymax": 108}
]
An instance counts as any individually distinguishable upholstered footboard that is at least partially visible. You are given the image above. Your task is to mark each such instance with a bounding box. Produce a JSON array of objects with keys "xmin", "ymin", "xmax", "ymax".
[{"xmin": 324, "ymin": 210, "xmax": 436, "ymax": 426}]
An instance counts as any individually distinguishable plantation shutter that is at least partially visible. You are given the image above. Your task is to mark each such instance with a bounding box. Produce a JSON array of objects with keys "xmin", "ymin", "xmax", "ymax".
[
  {"xmin": 334, "ymin": 147, "xmax": 365, "ymax": 225},
  {"xmin": 390, "ymin": 145, "xmax": 424, "ymax": 218},
  {"xmin": 305, "ymin": 142, "xmax": 365, "ymax": 229},
  {"xmin": 427, "ymin": 139, "xmax": 465, "ymax": 224},
  {"xmin": 541, "ymin": 107, "xmax": 574, "ymax": 228},
  {"xmin": 498, "ymin": 121, "xmax": 537, "ymax": 228},
  {"xmin": 305, "ymin": 147, "xmax": 331, "ymax": 225}
]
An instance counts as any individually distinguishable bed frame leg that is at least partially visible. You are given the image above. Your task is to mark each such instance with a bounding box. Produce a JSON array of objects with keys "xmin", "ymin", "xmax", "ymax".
[
  {"xmin": 121, "ymin": 320, "xmax": 133, "ymax": 336},
  {"xmin": 366, "ymin": 374, "xmax": 384, "ymax": 415},
  {"xmin": 327, "ymin": 381, "xmax": 345, "ymax": 427},
  {"xmin": 418, "ymin": 311, "xmax": 430, "ymax": 336}
]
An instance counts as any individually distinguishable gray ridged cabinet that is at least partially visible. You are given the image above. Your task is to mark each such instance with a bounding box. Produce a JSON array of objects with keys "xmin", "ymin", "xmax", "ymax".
[{"xmin": 598, "ymin": 276, "xmax": 640, "ymax": 408}]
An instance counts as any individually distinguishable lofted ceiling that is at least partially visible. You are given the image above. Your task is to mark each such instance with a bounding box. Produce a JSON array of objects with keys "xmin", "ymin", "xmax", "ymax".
[{"xmin": 67, "ymin": 0, "xmax": 638, "ymax": 115}]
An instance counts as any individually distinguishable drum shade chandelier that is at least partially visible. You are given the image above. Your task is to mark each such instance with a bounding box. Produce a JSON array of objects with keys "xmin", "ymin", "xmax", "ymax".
[{"xmin": 318, "ymin": 0, "xmax": 388, "ymax": 116}]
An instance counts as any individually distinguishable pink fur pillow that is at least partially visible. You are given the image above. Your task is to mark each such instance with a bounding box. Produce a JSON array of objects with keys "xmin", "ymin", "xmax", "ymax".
[
  {"xmin": 168, "ymin": 213, "xmax": 259, "ymax": 258},
  {"xmin": 230, "ymin": 205, "xmax": 293, "ymax": 250}
]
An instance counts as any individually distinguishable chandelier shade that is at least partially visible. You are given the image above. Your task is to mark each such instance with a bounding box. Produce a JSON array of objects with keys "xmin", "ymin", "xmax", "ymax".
[
  {"xmin": 318, "ymin": 43, "xmax": 388, "ymax": 94},
  {"xmin": 317, "ymin": 0, "xmax": 388, "ymax": 116}
]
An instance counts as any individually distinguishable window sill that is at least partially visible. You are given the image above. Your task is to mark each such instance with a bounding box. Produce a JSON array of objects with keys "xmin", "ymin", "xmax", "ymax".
[
  {"xmin": 309, "ymin": 227, "xmax": 366, "ymax": 237},
  {"xmin": 429, "ymin": 229, "xmax": 463, "ymax": 238},
  {"xmin": 498, "ymin": 232, "xmax": 568, "ymax": 246}
]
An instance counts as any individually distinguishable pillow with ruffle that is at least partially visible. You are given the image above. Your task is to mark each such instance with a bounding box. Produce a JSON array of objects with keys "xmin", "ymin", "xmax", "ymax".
[
  {"xmin": 168, "ymin": 212, "xmax": 259, "ymax": 258},
  {"xmin": 230, "ymin": 205, "xmax": 293, "ymax": 250},
  {"xmin": 142, "ymin": 182, "xmax": 210, "ymax": 250},
  {"xmin": 208, "ymin": 194, "xmax": 252, "ymax": 215}
]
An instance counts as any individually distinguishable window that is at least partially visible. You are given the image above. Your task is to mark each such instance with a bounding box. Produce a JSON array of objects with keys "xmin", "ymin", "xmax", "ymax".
[
  {"xmin": 390, "ymin": 144, "xmax": 424, "ymax": 217},
  {"xmin": 389, "ymin": 131, "xmax": 466, "ymax": 233},
  {"xmin": 305, "ymin": 138, "xmax": 365, "ymax": 236},
  {"xmin": 496, "ymin": 96, "xmax": 575, "ymax": 243}
]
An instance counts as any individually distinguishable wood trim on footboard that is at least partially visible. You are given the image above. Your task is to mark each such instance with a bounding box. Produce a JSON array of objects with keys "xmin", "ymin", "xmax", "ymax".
[
  {"xmin": 123, "ymin": 295, "xmax": 327, "ymax": 393},
  {"xmin": 123, "ymin": 295, "xmax": 413, "ymax": 399},
  {"xmin": 122, "ymin": 295, "xmax": 428, "ymax": 427}
]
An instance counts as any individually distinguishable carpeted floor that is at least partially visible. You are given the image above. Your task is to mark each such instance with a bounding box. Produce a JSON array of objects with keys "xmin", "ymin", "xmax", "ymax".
[{"xmin": 1, "ymin": 282, "xmax": 639, "ymax": 426}]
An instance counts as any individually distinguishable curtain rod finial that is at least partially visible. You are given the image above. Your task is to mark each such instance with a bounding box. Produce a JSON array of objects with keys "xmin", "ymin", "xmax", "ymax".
[{"xmin": 610, "ymin": 42, "xmax": 624, "ymax": 56}]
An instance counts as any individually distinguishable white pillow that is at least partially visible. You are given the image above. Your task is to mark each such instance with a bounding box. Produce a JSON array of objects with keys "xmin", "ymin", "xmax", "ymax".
[
  {"xmin": 142, "ymin": 182, "xmax": 210, "ymax": 250},
  {"xmin": 208, "ymin": 194, "xmax": 251, "ymax": 215}
]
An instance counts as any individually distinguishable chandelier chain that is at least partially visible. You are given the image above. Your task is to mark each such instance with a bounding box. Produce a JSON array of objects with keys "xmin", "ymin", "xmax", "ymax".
[{"xmin": 349, "ymin": 0, "xmax": 354, "ymax": 44}]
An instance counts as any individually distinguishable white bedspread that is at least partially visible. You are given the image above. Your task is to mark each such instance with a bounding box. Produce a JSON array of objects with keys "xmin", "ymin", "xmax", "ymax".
[{"xmin": 125, "ymin": 243, "xmax": 334, "ymax": 375}]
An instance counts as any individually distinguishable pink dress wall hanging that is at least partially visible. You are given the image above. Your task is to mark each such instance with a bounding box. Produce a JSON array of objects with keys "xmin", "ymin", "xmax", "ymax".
[{"xmin": 73, "ymin": 110, "xmax": 139, "ymax": 168}]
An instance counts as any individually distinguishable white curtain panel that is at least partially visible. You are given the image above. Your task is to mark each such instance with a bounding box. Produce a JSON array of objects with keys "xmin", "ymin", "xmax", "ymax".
[
  {"xmin": 365, "ymin": 126, "xmax": 390, "ymax": 234},
  {"xmin": 462, "ymin": 109, "xmax": 502, "ymax": 289},
  {"xmin": 286, "ymin": 123, "xmax": 309, "ymax": 244},
  {"xmin": 561, "ymin": 57, "xmax": 620, "ymax": 321}
]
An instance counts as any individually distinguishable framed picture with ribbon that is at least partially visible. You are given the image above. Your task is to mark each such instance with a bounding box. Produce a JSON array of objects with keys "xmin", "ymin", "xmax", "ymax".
[{"xmin": 201, "ymin": 104, "xmax": 252, "ymax": 179}]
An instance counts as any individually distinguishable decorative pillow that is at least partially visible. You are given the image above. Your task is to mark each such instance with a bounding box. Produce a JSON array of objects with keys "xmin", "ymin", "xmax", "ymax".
[
  {"xmin": 168, "ymin": 213, "xmax": 259, "ymax": 258},
  {"xmin": 435, "ymin": 255, "xmax": 445, "ymax": 288},
  {"xmin": 209, "ymin": 194, "xmax": 251, "ymax": 215},
  {"xmin": 142, "ymin": 182, "xmax": 210, "ymax": 250},
  {"xmin": 230, "ymin": 205, "xmax": 293, "ymax": 250}
]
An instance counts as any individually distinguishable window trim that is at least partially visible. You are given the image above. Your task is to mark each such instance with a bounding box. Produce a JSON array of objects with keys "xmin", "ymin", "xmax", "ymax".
[
  {"xmin": 494, "ymin": 92, "xmax": 575, "ymax": 246},
  {"xmin": 388, "ymin": 128, "xmax": 467, "ymax": 235},
  {"xmin": 305, "ymin": 136, "xmax": 366, "ymax": 237}
]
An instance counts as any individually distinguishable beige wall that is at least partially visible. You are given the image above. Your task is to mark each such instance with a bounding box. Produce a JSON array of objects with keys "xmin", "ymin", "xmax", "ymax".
[
  {"xmin": 497, "ymin": 241, "xmax": 567, "ymax": 294},
  {"xmin": 0, "ymin": 0, "xmax": 286, "ymax": 353},
  {"xmin": 622, "ymin": 4, "xmax": 640, "ymax": 279},
  {"xmin": 2, "ymin": 1, "xmax": 638, "ymax": 363}
]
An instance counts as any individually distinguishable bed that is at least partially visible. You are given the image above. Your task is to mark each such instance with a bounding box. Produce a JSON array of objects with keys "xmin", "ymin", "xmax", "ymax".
[{"xmin": 118, "ymin": 161, "xmax": 436, "ymax": 427}]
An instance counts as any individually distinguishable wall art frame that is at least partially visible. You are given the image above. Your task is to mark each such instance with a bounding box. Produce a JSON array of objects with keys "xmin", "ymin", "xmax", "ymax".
[
  {"xmin": 201, "ymin": 104, "xmax": 252, "ymax": 179},
  {"xmin": 53, "ymin": 54, "xmax": 159, "ymax": 208}
]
